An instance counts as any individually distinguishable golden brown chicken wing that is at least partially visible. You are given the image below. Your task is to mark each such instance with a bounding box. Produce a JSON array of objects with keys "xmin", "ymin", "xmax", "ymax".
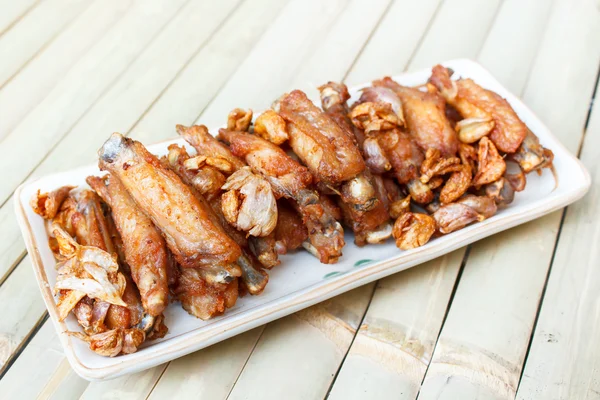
[
  {"xmin": 374, "ymin": 77, "xmax": 459, "ymax": 157},
  {"xmin": 98, "ymin": 133, "xmax": 241, "ymax": 269},
  {"xmin": 219, "ymin": 129, "xmax": 345, "ymax": 263},
  {"xmin": 176, "ymin": 124, "xmax": 246, "ymax": 172},
  {"xmin": 87, "ymin": 175, "xmax": 170, "ymax": 317},
  {"xmin": 429, "ymin": 65, "xmax": 527, "ymax": 153},
  {"xmin": 279, "ymin": 90, "xmax": 365, "ymax": 185}
]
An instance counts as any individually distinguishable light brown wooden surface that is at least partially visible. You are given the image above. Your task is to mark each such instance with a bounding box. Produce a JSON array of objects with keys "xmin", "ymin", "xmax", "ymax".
[{"xmin": 0, "ymin": 0, "xmax": 598, "ymax": 398}]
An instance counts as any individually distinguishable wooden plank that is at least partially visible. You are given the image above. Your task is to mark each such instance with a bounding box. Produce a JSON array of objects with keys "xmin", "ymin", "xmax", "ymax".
[
  {"xmin": 330, "ymin": 2, "xmax": 564, "ymax": 398},
  {"xmin": 0, "ymin": 0, "xmax": 90, "ymax": 88},
  {"xmin": 194, "ymin": 0, "xmax": 363, "ymax": 128},
  {"xmin": 80, "ymin": 366, "xmax": 166, "ymax": 400},
  {"xmin": 0, "ymin": 256, "xmax": 46, "ymax": 373},
  {"xmin": 228, "ymin": 285, "xmax": 375, "ymax": 400},
  {"xmin": 515, "ymin": 23, "xmax": 600, "ymax": 400},
  {"xmin": 0, "ymin": 0, "xmax": 132, "ymax": 141},
  {"xmin": 129, "ymin": 0, "xmax": 291, "ymax": 143},
  {"xmin": 149, "ymin": 1, "xmax": 390, "ymax": 397},
  {"xmin": 147, "ymin": 329, "xmax": 264, "ymax": 400},
  {"xmin": 326, "ymin": 253, "xmax": 463, "ymax": 399},
  {"xmin": 0, "ymin": 0, "xmax": 39, "ymax": 36},
  {"xmin": 408, "ymin": 0, "xmax": 501, "ymax": 70},
  {"xmin": 0, "ymin": 0, "xmax": 186, "ymax": 201},
  {"xmin": 0, "ymin": 0, "xmax": 190, "ymax": 282},
  {"xmin": 225, "ymin": 1, "xmax": 503, "ymax": 398},
  {"xmin": 516, "ymin": 83, "xmax": 600, "ymax": 400},
  {"xmin": 0, "ymin": 320, "xmax": 89, "ymax": 399},
  {"xmin": 418, "ymin": 0, "xmax": 600, "ymax": 398}
]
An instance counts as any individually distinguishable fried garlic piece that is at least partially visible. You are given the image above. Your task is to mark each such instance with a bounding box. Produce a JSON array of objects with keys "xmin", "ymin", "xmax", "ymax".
[
  {"xmin": 227, "ymin": 108, "xmax": 253, "ymax": 132},
  {"xmin": 433, "ymin": 195, "xmax": 497, "ymax": 234},
  {"xmin": 51, "ymin": 225, "xmax": 126, "ymax": 320},
  {"xmin": 420, "ymin": 148, "xmax": 462, "ymax": 183},
  {"xmin": 349, "ymin": 102, "xmax": 400, "ymax": 134},
  {"xmin": 221, "ymin": 167, "xmax": 278, "ymax": 237},
  {"xmin": 358, "ymin": 86, "xmax": 405, "ymax": 124},
  {"xmin": 254, "ymin": 110, "xmax": 289, "ymax": 145},
  {"xmin": 30, "ymin": 186, "xmax": 74, "ymax": 219},
  {"xmin": 485, "ymin": 177, "xmax": 515, "ymax": 207},
  {"xmin": 472, "ymin": 137, "xmax": 506, "ymax": 187},
  {"xmin": 70, "ymin": 328, "xmax": 145, "ymax": 357},
  {"xmin": 511, "ymin": 130, "xmax": 554, "ymax": 173},
  {"xmin": 392, "ymin": 212, "xmax": 436, "ymax": 250},
  {"xmin": 362, "ymin": 136, "xmax": 392, "ymax": 173},
  {"xmin": 440, "ymin": 165, "xmax": 471, "ymax": 204}
]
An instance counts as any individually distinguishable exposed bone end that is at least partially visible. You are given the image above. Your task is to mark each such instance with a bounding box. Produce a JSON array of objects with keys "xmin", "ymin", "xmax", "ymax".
[{"xmin": 98, "ymin": 132, "xmax": 127, "ymax": 164}]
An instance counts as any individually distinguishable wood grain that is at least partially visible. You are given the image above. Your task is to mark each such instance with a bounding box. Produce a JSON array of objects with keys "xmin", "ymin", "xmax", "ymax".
[{"xmin": 516, "ymin": 66, "xmax": 600, "ymax": 400}]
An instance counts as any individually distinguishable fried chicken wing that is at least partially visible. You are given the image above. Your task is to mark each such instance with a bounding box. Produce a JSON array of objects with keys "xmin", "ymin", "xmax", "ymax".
[
  {"xmin": 318, "ymin": 83, "xmax": 392, "ymax": 244},
  {"xmin": 374, "ymin": 77, "xmax": 458, "ymax": 157},
  {"xmin": 177, "ymin": 124, "xmax": 246, "ymax": 172},
  {"xmin": 87, "ymin": 175, "xmax": 169, "ymax": 317},
  {"xmin": 279, "ymin": 90, "xmax": 365, "ymax": 185},
  {"xmin": 98, "ymin": 133, "xmax": 241, "ymax": 269},
  {"xmin": 219, "ymin": 129, "xmax": 345, "ymax": 263},
  {"xmin": 429, "ymin": 65, "xmax": 495, "ymax": 144},
  {"xmin": 164, "ymin": 146, "xmax": 270, "ymax": 290},
  {"xmin": 429, "ymin": 65, "xmax": 527, "ymax": 153}
]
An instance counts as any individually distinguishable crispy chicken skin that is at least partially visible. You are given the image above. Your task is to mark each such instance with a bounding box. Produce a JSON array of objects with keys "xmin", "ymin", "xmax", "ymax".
[
  {"xmin": 87, "ymin": 175, "xmax": 169, "ymax": 317},
  {"xmin": 374, "ymin": 77, "xmax": 458, "ymax": 157},
  {"xmin": 176, "ymin": 124, "xmax": 246, "ymax": 172},
  {"xmin": 429, "ymin": 65, "xmax": 527, "ymax": 153},
  {"xmin": 219, "ymin": 129, "xmax": 345, "ymax": 263},
  {"xmin": 98, "ymin": 133, "xmax": 241, "ymax": 269},
  {"xmin": 279, "ymin": 90, "xmax": 365, "ymax": 185}
]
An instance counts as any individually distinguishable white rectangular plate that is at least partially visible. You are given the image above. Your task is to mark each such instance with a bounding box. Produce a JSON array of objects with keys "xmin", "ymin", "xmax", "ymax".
[{"xmin": 15, "ymin": 59, "xmax": 590, "ymax": 380}]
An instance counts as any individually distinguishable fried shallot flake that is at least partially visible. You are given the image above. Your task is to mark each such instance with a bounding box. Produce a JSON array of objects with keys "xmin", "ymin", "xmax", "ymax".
[
  {"xmin": 51, "ymin": 224, "xmax": 126, "ymax": 320},
  {"xmin": 349, "ymin": 102, "xmax": 400, "ymax": 134},
  {"xmin": 227, "ymin": 108, "xmax": 253, "ymax": 132},
  {"xmin": 30, "ymin": 186, "xmax": 74, "ymax": 219},
  {"xmin": 472, "ymin": 137, "xmax": 506, "ymax": 187},
  {"xmin": 419, "ymin": 148, "xmax": 462, "ymax": 183}
]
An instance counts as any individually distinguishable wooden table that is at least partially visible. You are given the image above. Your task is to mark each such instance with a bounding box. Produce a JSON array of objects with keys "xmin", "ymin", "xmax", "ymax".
[{"xmin": 0, "ymin": 0, "xmax": 598, "ymax": 398}]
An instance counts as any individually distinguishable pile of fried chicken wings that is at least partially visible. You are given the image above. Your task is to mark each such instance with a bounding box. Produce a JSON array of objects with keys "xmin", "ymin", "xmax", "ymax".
[{"xmin": 31, "ymin": 65, "xmax": 553, "ymax": 357}]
